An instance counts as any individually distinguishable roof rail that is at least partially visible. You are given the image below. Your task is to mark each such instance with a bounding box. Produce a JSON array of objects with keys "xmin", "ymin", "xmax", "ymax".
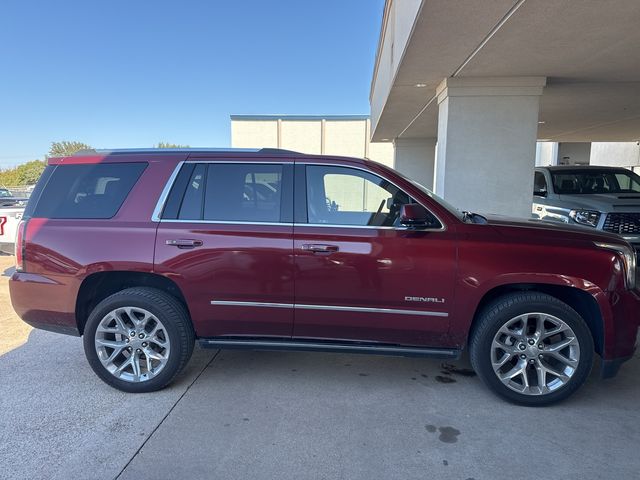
[
  {"xmin": 257, "ymin": 148, "xmax": 300, "ymax": 155},
  {"xmin": 72, "ymin": 147, "xmax": 301, "ymax": 156}
]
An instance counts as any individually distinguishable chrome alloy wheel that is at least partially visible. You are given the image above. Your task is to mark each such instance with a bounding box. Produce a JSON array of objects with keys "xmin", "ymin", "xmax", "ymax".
[
  {"xmin": 94, "ymin": 307, "xmax": 171, "ymax": 383},
  {"xmin": 491, "ymin": 312, "xmax": 580, "ymax": 395}
]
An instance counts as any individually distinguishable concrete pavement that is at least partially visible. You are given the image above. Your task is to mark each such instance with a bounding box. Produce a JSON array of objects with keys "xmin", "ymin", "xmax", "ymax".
[{"xmin": 1, "ymin": 327, "xmax": 638, "ymax": 480}]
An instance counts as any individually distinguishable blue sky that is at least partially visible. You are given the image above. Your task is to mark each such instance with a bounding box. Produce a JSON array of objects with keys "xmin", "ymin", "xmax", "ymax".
[{"xmin": 0, "ymin": 0, "xmax": 384, "ymax": 166}]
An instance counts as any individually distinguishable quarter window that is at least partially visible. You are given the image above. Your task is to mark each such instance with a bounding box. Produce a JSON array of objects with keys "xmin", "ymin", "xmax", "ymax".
[
  {"xmin": 306, "ymin": 166, "xmax": 412, "ymax": 227},
  {"xmin": 32, "ymin": 162, "xmax": 146, "ymax": 219}
]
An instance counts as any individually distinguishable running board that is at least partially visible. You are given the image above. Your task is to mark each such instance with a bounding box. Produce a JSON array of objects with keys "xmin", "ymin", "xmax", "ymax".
[{"xmin": 199, "ymin": 338, "xmax": 460, "ymax": 359}]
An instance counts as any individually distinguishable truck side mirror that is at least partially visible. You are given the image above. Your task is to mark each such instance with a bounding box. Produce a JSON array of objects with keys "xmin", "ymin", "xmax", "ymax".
[{"xmin": 533, "ymin": 186, "xmax": 547, "ymax": 197}]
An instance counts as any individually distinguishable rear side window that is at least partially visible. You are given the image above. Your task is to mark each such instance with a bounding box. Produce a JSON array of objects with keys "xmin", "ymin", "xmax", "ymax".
[
  {"xmin": 32, "ymin": 163, "xmax": 147, "ymax": 219},
  {"xmin": 204, "ymin": 164, "xmax": 282, "ymax": 222},
  {"xmin": 162, "ymin": 163, "xmax": 288, "ymax": 223}
]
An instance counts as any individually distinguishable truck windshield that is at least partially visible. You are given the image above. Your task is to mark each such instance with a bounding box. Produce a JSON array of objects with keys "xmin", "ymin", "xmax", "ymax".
[{"xmin": 551, "ymin": 169, "xmax": 640, "ymax": 195}]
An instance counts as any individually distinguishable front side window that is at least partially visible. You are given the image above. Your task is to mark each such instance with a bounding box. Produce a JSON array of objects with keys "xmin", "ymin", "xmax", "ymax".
[
  {"xmin": 306, "ymin": 166, "xmax": 412, "ymax": 227},
  {"xmin": 534, "ymin": 171, "xmax": 548, "ymax": 195}
]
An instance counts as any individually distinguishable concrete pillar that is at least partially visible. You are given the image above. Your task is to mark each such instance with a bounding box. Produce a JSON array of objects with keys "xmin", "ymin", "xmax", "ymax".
[
  {"xmin": 393, "ymin": 138, "xmax": 437, "ymax": 190},
  {"xmin": 435, "ymin": 77, "xmax": 546, "ymax": 218}
]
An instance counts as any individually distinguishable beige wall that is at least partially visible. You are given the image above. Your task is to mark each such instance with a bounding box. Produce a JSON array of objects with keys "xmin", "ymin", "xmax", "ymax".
[{"xmin": 230, "ymin": 116, "xmax": 394, "ymax": 167}]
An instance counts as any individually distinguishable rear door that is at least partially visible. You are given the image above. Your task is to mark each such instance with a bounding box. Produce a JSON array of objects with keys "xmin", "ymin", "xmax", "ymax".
[
  {"xmin": 292, "ymin": 163, "xmax": 455, "ymax": 347},
  {"xmin": 154, "ymin": 159, "xmax": 295, "ymax": 338}
]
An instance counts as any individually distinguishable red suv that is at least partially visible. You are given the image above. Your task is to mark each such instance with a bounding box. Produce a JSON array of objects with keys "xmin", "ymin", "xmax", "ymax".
[{"xmin": 9, "ymin": 149, "xmax": 639, "ymax": 405}]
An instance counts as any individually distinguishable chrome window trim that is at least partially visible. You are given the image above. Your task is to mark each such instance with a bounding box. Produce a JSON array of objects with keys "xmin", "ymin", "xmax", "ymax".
[
  {"xmin": 184, "ymin": 160, "xmax": 294, "ymax": 164},
  {"xmin": 151, "ymin": 161, "xmax": 185, "ymax": 222},
  {"xmin": 159, "ymin": 220, "xmax": 293, "ymax": 227},
  {"xmin": 151, "ymin": 160, "xmax": 447, "ymax": 232},
  {"xmin": 151, "ymin": 160, "xmax": 290, "ymax": 223},
  {"xmin": 211, "ymin": 300, "xmax": 448, "ymax": 318}
]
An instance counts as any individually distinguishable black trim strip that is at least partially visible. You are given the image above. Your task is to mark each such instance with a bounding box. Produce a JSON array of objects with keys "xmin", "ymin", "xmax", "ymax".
[{"xmin": 199, "ymin": 338, "xmax": 460, "ymax": 359}]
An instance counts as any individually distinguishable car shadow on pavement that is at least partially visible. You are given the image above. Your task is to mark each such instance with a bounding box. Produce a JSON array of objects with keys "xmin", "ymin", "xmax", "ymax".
[{"xmin": 1, "ymin": 328, "xmax": 639, "ymax": 480}]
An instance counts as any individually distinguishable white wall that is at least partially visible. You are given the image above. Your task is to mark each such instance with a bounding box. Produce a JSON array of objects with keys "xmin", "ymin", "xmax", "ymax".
[
  {"xmin": 231, "ymin": 120, "xmax": 278, "ymax": 148},
  {"xmin": 324, "ymin": 120, "xmax": 367, "ymax": 158},
  {"xmin": 393, "ymin": 138, "xmax": 436, "ymax": 189},
  {"xmin": 280, "ymin": 121, "xmax": 321, "ymax": 154},
  {"xmin": 367, "ymin": 142, "xmax": 394, "ymax": 167},
  {"xmin": 370, "ymin": 0, "xmax": 423, "ymax": 133},
  {"xmin": 557, "ymin": 142, "xmax": 591, "ymax": 165},
  {"xmin": 590, "ymin": 142, "xmax": 640, "ymax": 168},
  {"xmin": 230, "ymin": 117, "xmax": 394, "ymax": 167}
]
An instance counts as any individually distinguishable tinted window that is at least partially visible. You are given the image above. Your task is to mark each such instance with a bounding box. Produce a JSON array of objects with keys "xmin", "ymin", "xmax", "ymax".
[
  {"xmin": 534, "ymin": 171, "xmax": 547, "ymax": 194},
  {"xmin": 204, "ymin": 164, "xmax": 283, "ymax": 222},
  {"xmin": 179, "ymin": 164, "xmax": 206, "ymax": 219},
  {"xmin": 306, "ymin": 166, "xmax": 412, "ymax": 226},
  {"xmin": 33, "ymin": 163, "xmax": 146, "ymax": 219},
  {"xmin": 551, "ymin": 169, "xmax": 640, "ymax": 194}
]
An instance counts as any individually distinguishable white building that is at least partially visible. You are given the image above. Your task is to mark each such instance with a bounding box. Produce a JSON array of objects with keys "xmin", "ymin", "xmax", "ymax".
[
  {"xmin": 230, "ymin": 115, "xmax": 394, "ymax": 167},
  {"xmin": 370, "ymin": 0, "xmax": 640, "ymax": 217}
]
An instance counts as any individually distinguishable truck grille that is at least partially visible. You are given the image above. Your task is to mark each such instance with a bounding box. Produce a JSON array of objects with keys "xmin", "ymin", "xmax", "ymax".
[{"xmin": 602, "ymin": 213, "xmax": 640, "ymax": 235}]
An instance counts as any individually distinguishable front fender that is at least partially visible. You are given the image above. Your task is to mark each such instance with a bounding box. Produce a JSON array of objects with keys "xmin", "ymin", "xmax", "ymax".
[{"xmin": 449, "ymin": 272, "xmax": 615, "ymax": 353}]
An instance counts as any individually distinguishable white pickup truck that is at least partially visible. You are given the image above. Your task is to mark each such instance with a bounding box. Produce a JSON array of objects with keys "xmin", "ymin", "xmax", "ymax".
[{"xmin": 0, "ymin": 188, "xmax": 28, "ymax": 254}]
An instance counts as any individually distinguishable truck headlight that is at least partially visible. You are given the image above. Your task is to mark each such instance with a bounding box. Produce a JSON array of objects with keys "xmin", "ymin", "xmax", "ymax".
[
  {"xmin": 570, "ymin": 210, "xmax": 601, "ymax": 227},
  {"xmin": 595, "ymin": 242, "xmax": 637, "ymax": 290}
]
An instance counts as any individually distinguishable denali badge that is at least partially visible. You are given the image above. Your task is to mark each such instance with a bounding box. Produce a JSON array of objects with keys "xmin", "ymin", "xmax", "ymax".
[{"xmin": 405, "ymin": 296, "xmax": 445, "ymax": 304}]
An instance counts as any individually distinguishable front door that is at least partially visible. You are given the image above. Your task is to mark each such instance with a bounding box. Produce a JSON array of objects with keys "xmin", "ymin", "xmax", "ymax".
[
  {"xmin": 154, "ymin": 160, "xmax": 295, "ymax": 338},
  {"xmin": 293, "ymin": 164, "xmax": 456, "ymax": 347}
]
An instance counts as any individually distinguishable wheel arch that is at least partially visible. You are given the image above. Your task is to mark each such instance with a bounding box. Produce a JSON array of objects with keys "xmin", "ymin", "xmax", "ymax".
[
  {"xmin": 468, "ymin": 283, "xmax": 605, "ymax": 356},
  {"xmin": 75, "ymin": 271, "xmax": 191, "ymax": 335}
]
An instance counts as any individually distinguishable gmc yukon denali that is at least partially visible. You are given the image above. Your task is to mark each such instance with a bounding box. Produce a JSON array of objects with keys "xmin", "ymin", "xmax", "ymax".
[{"xmin": 9, "ymin": 148, "xmax": 640, "ymax": 405}]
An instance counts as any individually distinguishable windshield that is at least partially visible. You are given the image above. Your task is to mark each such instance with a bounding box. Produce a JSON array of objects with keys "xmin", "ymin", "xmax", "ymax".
[
  {"xmin": 0, "ymin": 189, "xmax": 12, "ymax": 197},
  {"xmin": 551, "ymin": 169, "xmax": 640, "ymax": 195}
]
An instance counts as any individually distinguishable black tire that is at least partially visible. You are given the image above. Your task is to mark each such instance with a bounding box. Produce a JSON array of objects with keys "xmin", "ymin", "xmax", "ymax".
[
  {"xmin": 469, "ymin": 291, "xmax": 594, "ymax": 406},
  {"xmin": 83, "ymin": 287, "xmax": 195, "ymax": 393}
]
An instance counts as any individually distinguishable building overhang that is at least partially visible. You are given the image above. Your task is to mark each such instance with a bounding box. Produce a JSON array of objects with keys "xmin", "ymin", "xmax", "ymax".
[{"xmin": 370, "ymin": 0, "xmax": 640, "ymax": 143}]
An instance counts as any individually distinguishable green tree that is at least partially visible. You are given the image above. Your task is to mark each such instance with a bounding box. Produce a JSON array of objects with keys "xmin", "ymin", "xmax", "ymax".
[
  {"xmin": 0, "ymin": 160, "xmax": 46, "ymax": 186},
  {"xmin": 48, "ymin": 141, "xmax": 93, "ymax": 157},
  {"xmin": 155, "ymin": 142, "xmax": 190, "ymax": 149},
  {"xmin": 17, "ymin": 160, "xmax": 47, "ymax": 185}
]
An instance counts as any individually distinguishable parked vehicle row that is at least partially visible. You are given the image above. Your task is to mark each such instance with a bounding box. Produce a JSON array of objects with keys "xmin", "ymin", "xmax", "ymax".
[
  {"xmin": 0, "ymin": 188, "xmax": 29, "ymax": 254},
  {"xmin": 9, "ymin": 149, "xmax": 639, "ymax": 405}
]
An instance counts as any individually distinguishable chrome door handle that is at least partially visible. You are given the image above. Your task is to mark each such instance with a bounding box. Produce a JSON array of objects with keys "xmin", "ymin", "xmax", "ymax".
[
  {"xmin": 302, "ymin": 244, "xmax": 339, "ymax": 253},
  {"xmin": 166, "ymin": 239, "xmax": 203, "ymax": 249}
]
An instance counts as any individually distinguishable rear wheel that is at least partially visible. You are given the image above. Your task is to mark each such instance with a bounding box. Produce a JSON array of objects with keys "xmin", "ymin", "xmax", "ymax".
[
  {"xmin": 470, "ymin": 292, "xmax": 594, "ymax": 406},
  {"xmin": 83, "ymin": 287, "xmax": 195, "ymax": 393}
]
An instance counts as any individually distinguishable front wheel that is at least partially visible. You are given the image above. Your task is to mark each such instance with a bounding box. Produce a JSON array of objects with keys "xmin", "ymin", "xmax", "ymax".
[
  {"xmin": 83, "ymin": 287, "xmax": 195, "ymax": 393},
  {"xmin": 470, "ymin": 292, "xmax": 594, "ymax": 406}
]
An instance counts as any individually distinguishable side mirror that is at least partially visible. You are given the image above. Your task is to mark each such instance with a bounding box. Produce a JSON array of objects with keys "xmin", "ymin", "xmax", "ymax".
[
  {"xmin": 533, "ymin": 187, "xmax": 547, "ymax": 197},
  {"xmin": 400, "ymin": 203, "xmax": 436, "ymax": 228}
]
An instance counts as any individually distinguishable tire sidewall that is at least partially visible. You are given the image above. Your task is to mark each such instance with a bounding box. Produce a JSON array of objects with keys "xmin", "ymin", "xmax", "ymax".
[
  {"xmin": 471, "ymin": 294, "xmax": 594, "ymax": 406},
  {"xmin": 83, "ymin": 290, "xmax": 188, "ymax": 393}
]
